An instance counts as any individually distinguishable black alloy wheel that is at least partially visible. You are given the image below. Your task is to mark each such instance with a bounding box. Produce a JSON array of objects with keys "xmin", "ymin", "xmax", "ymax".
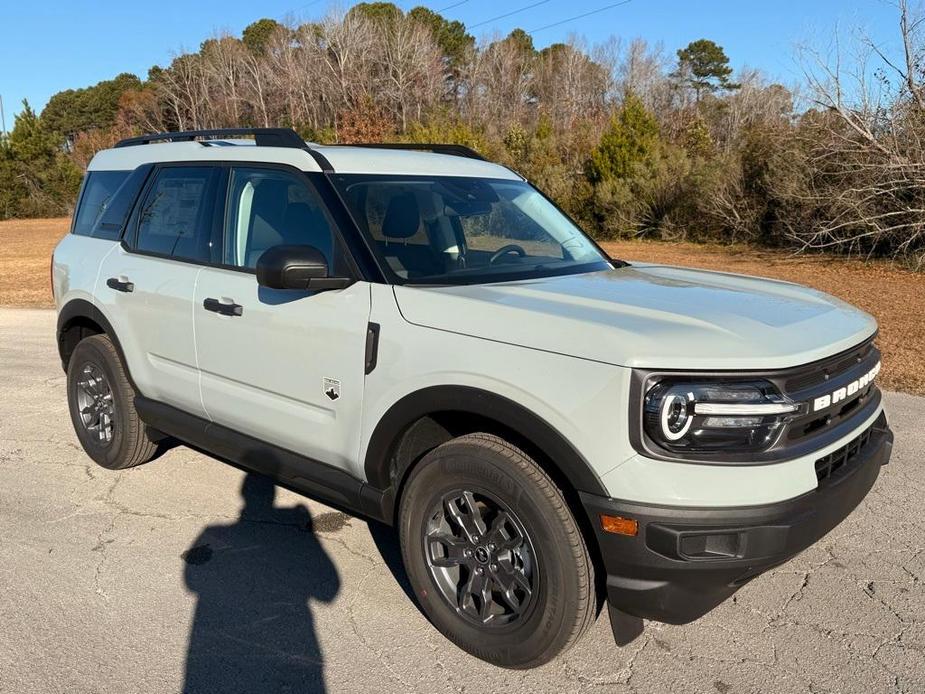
[
  {"xmin": 424, "ymin": 489, "xmax": 537, "ymax": 627},
  {"xmin": 399, "ymin": 433, "xmax": 597, "ymax": 669}
]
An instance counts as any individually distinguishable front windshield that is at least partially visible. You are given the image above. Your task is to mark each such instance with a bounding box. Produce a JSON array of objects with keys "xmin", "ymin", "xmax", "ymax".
[{"xmin": 331, "ymin": 174, "xmax": 611, "ymax": 285}]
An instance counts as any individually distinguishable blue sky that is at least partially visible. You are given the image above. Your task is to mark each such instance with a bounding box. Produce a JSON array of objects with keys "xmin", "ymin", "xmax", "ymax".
[{"xmin": 0, "ymin": 0, "xmax": 902, "ymax": 127}]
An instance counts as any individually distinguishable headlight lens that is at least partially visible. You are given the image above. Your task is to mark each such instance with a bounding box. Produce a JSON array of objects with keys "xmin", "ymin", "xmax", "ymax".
[{"xmin": 643, "ymin": 380, "xmax": 799, "ymax": 454}]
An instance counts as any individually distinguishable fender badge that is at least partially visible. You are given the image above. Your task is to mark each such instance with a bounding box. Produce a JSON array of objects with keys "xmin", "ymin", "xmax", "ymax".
[{"xmin": 323, "ymin": 377, "xmax": 341, "ymax": 401}]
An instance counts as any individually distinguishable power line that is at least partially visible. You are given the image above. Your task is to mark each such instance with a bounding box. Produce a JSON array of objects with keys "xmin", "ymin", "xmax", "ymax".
[
  {"xmin": 436, "ymin": 0, "xmax": 470, "ymax": 12},
  {"xmin": 527, "ymin": 0, "xmax": 632, "ymax": 34},
  {"xmin": 468, "ymin": 0, "xmax": 551, "ymax": 30},
  {"xmin": 293, "ymin": 0, "xmax": 324, "ymax": 10},
  {"xmin": 276, "ymin": 0, "xmax": 324, "ymax": 21}
]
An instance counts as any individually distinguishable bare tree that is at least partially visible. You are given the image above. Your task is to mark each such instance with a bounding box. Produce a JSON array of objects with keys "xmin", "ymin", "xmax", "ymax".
[
  {"xmin": 713, "ymin": 70, "xmax": 793, "ymax": 149},
  {"xmin": 372, "ymin": 15, "xmax": 445, "ymax": 131},
  {"xmin": 614, "ymin": 38, "xmax": 670, "ymax": 107},
  {"xmin": 795, "ymin": 0, "xmax": 925, "ymax": 265},
  {"xmin": 156, "ymin": 51, "xmax": 211, "ymax": 130},
  {"xmin": 201, "ymin": 35, "xmax": 247, "ymax": 126},
  {"xmin": 532, "ymin": 37, "xmax": 611, "ymax": 131},
  {"xmin": 462, "ymin": 32, "xmax": 535, "ymax": 130},
  {"xmin": 309, "ymin": 11, "xmax": 379, "ymax": 130}
]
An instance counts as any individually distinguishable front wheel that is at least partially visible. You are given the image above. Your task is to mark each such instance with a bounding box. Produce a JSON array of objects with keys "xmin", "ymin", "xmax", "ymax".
[{"xmin": 399, "ymin": 433, "xmax": 597, "ymax": 668}]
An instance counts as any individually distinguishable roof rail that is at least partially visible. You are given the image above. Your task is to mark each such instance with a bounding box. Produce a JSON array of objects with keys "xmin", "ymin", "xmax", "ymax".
[
  {"xmin": 114, "ymin": 127, "xmax": 306, "ymax": 149},
  {"xmin": 329, "ymin": 142, "xmax": 487, "ymax": 161}
]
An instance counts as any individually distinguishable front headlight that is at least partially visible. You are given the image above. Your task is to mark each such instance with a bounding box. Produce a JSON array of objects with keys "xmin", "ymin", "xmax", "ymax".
[{"xmin": 643, "ymin": 379, "xmax": 799, "ymax": 454}]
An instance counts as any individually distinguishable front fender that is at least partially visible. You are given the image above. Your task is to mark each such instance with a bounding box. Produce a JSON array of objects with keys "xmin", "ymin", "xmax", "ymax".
[{"xmin": 363, "ymin": 384, "xmax": 610, "ymax": 498}]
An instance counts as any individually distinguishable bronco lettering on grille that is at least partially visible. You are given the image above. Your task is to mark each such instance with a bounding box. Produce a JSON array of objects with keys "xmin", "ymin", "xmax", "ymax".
[{"xmin": 812, "ymin": 361, "xmax": 881, "ymax": 412}]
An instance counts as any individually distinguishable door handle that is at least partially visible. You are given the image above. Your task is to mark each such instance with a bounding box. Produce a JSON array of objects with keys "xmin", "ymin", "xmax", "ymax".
[
  {"xmin": 106, "ymin": 276, "xmax": 134, "ymax": 293},
  {"xmin": 203, "ymin": 297, "xmax": 243, "ymax": 317}
]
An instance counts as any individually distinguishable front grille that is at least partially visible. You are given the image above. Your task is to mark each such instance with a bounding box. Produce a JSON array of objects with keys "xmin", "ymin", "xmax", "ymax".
[
  {"xmin": 781, "ymin": 338, "xmax": 881, "ymax": 448},
  {"xmin": 784, "ymin": 338, "xmax": 876, "ymax": 393},
  {"xmin": 814, "ymin": 421, "xmax": 874, "ymax": 484}
]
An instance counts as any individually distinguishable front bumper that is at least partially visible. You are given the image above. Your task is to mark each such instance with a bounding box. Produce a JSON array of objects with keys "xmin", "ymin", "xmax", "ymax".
[{"xmin": 580, "ymin": 412, "xmax": 893, "ymax": 624}]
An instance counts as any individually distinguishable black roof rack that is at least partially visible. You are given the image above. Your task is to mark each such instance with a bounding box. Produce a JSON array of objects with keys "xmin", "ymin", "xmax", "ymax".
[
  {"xmin": 114, "ymin": 127, "xmax": 306, "ymax": 149},
  {"xmin": 112, "ymin": 129, "xmax": 488, "ymax": 172},
  {"xmin": 328, "ymin": 142, "xmax": 486, "ymax": 161}
]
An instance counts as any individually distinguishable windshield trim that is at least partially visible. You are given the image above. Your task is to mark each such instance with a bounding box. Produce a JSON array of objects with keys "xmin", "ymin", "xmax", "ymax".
[{"xmin": 330, "ymin": 173, "xmax": 618, "ymax": 287}]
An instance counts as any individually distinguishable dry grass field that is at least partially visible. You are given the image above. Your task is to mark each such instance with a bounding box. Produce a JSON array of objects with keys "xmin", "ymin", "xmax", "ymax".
[
  {"xmin": 0, "ymin": 218, "xmax": 69, "ymax": 308},
  {"xmin": 1, "ymin": 218, "xmax": 921, "ymax": 394},
  {"xmin": 602, "ymin": 240, "xmax": 925, "ymax": 395}
]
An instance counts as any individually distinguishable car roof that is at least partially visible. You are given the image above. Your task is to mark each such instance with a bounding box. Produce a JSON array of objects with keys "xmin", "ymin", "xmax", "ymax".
[{"xmin": 88, "ymin": 139, "xmax": 522, "ymax": 180}]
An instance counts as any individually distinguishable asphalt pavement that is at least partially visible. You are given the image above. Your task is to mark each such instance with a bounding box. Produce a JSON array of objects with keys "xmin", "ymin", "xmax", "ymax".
[{"xmin": 0, "ymin": 308, "xmax": 922, "ymax": 693}]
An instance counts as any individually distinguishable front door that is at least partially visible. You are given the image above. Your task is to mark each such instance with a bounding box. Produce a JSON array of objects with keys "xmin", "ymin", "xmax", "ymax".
[{"xmin": 194, "ymin": 165, "xmax": 370, "ymax": 473}]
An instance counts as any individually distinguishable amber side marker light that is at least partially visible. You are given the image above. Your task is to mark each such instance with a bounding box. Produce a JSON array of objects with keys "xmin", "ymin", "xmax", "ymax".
[{"xmin": 600, "ymin": 514, "xmax": 638, "ymax": 536}]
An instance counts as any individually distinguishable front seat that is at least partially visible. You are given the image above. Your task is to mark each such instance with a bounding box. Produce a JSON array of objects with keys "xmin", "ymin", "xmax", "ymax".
[
  {"xmin": 245, "ymin": 179, "xmax": 290, "ymax": 267},
  {"xmin": 380, "ymin": 193, "xmax": 442, "ymax": 278},
  {"xmin": 283, "ymin": 202, "xmax": 333, "ymax": 266}
]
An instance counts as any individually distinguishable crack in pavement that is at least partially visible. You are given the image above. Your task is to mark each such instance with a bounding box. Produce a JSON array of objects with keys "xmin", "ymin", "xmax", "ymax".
[
  {"xmin": 344, "ymin": 566, "xmax": 421, "ymax": 692},
  {"xmin": 90, "ymin": 473, "xmax": 124, "ymax": 601}
]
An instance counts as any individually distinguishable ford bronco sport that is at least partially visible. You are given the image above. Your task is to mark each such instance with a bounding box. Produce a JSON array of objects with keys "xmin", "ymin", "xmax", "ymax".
[{"xmin": 53, "ymin": 127, "xmax": 893, "ymax": 669}]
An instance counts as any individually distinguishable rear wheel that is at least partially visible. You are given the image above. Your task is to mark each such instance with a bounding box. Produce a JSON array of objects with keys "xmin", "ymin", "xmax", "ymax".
[
  {"xmin": 66, "ymin": 334, "xmax": 158, "ymax": 470},
  {"xmin": 399, "ymin": 433, "xmax": 596, "ymax": 669}
]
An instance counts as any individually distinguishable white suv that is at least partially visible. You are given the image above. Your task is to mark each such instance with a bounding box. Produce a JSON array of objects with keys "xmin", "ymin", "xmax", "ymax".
[{"xmin": 53, "ymin": 127, "xmax": 893, "ymax": 668}]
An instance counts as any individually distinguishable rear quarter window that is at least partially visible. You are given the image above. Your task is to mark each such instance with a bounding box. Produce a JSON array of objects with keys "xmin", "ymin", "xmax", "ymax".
[{"xmin": 72, "ymin": 171, "xmax": 130, "ymax": 238}]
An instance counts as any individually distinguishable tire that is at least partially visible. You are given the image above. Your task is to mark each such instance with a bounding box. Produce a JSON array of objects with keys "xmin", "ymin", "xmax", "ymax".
[
  {"xmin": 398, "ymin": 433, "xmax": 596, "ymax": 669},
  {"xmin": 66, "ymin": 334, "xmax": 158, "ymax": 470}
]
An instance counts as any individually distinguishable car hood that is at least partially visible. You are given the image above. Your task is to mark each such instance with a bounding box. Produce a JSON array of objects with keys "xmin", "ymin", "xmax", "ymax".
[{"xmin": 393, "ymin": 264, "xmax": 878, "ymax": 370}]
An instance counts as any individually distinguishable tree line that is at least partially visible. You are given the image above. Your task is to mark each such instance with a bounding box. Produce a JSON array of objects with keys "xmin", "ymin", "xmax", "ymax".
[{"xmin": 2, "ymin": 0, "xmax": 924, "ymax": 267}]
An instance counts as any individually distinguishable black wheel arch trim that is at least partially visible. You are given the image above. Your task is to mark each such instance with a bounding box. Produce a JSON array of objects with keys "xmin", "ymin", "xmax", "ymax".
[
  {"xmin": 56, "ymin": 299, "xmax": 138, "ymax": 388},
  {"xmin": 364, "ymin": 385, "xmax": 609, "ymax": 500}
]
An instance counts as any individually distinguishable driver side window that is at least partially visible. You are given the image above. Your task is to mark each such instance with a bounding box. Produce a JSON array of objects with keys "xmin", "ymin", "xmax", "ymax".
[{"xmin": 224, "ymin": 167, "xmax": 337, "ymax": 270}]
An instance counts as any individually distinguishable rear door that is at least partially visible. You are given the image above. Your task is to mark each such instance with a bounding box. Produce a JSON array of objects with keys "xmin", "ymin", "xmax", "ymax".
[
  {"xmin": 96, "ymin": 164, "xmax": 224, "ymax": 417},
  {"xmin": 194, "ymin": 165, "xmax": 371, "ymax": 472}
]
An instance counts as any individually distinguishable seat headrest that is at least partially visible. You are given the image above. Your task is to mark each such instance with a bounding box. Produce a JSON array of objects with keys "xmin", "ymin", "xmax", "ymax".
[
  {"xmin": 251, "ymin": 179, "xmax": 290, "ymax": 222},
  {"xmin": 381, "ymin": 193, "xmax": 420, "ymax": 240},
  {"xmin": 283, "ymin": 202, "xmax": 316, "ymax": 230}
]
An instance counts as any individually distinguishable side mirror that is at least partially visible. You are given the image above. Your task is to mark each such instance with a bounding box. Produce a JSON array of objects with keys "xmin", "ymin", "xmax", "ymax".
[{"xmin": 256, "ymin": 245, "xmax": 352, "ymax": 291}]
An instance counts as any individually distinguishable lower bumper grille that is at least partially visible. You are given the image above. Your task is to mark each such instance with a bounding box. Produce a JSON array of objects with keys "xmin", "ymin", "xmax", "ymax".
[{"xmin": 814, "ymin": 417, "xmax": 878, "ymax": 484}]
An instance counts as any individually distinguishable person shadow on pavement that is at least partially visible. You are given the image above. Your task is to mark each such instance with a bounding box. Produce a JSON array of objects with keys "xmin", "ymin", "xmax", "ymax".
[{"xmin": 182, "ymin": 470, "xmax": 340, "ymax": 694}]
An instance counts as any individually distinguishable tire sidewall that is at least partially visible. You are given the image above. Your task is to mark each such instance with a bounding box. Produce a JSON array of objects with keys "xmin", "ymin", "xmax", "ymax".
[
  {"xmin": 66, "ymin": 337, "xmax": 132, "ymax": 469},
  {"xmin": 399, "ymin": 439, "xmax": 586, "ymax": 668}
]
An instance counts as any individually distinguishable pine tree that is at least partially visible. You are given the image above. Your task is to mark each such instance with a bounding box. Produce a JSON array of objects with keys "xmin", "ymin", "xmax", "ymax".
[
  {"xmin": 675, "ymin": 39, "xmax": 739, "ymax": 101},
  {"xmin": 4, "ymin": 101, "xmax": 81, "ymax": 218},
  {"xmin": 586, "ymin": 95, "xmax": 660, "ymax": 183},
  {"xmin": 242, "ymin": 18, "xmax": 284, "ymax": 55}
]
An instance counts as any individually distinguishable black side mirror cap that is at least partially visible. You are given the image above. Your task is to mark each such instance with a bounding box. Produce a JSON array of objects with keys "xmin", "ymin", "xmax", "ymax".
[{"xmin": 255, "ymin": 245, "xmax": 353, "ymax": 291}]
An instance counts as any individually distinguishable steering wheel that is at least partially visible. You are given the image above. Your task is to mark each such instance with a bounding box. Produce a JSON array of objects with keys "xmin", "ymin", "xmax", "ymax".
[{"xmin": 488, "ymin": 244, "xmax": 527, "ymax": 265}]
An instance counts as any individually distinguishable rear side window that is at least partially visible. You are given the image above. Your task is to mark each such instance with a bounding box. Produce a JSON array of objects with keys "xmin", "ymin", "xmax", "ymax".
[
  {"xmin": 72, "ymin": 171, "xmax": 130, "ymax": 237},
  {"xmin": 134, "ymin": 166, "xmax": 221, "ymax": 263}
]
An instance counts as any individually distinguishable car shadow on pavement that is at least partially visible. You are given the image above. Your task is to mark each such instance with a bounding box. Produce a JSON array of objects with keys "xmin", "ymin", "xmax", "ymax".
[
  {"xmin": 367, "ymin": 520, "xmax": 416, "ymax": 604},
  {"xmin": 181, "ymin": 469, "xmax": 340, "ymax": 694}
]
